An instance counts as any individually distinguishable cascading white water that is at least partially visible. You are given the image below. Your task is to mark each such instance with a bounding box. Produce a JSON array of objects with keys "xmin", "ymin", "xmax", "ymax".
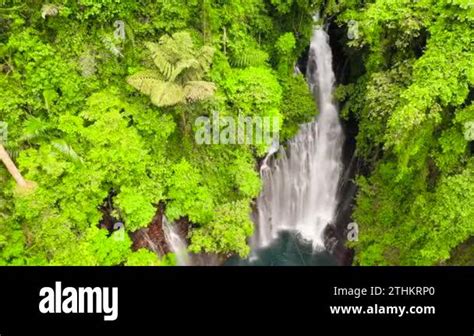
[
  {"xmin": 253, "ymin": 26, "xmax": 344, "ymax": 250},
  {"xmin": 162, "ymin": 216, "xmax": 190, "ymax": 266}
]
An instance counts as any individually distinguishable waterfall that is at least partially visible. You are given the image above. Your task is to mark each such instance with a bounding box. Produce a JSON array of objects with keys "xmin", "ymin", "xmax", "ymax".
[
  {"xmin": 162, "ymin": 216, "xmax": 190, "ymax": 266},
  {"xmin": 260, "ymin": 139, "xmax": 280, "ymax": 174},
  {"xmin": 252, "ymin": 26, "xmax": 344, "ymax": 251}
]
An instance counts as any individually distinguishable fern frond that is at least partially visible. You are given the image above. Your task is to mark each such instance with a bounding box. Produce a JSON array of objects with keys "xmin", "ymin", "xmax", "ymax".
[
  {"xmin": 168, "ymin": 32, "xmax": 194, "ymax": 57},
  {"xmin": 197, "ymin": 46, "xmax": 215, "ymax": 72},
  {"xmin": 101, "ymin": 35, "xmax": 123, "ymax": 58},
  {"xmin": 231, "ymin": 47, "xmax": 268, "ymax": 68},
  {"xmin": 146, "ymin": 42, "xmax": 173, "ymax": 80},
  {"xmin": 21, "ymin": 117, "xmax": 51, "ymax": 142},
  {"xmin": 184, "ymin": 81, "xmax": 216, "ymax": 103},
  {"xmin": 51, "ymin": 140, "xmax": 84, "ymax": 164},
  {"xmin": 170, "ymin": 58, "xmax": 200, "ymax": 83},
  {"xmin": 41, "ymin": 4, "xmax": 59, "ymax": 19},
  {"xmin": 127, "ymin": 70, "xmax": 164, "ymax": 95},
  {"xmin": 131, "ymin": 32, "xmax": 216, "ymax": 108},
  {"xmin": 157, "ymin": 35, "xmax": 181, "ymax": 60},
  {"xmin": 150, "ymin": 82, "xmax": 186, "ymax": 107},
  {"xmin": 182, "ymin": 45, "xmax": 215, "ymax": 82}
]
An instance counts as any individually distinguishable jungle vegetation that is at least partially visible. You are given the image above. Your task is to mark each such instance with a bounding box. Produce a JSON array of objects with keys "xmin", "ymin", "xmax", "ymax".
[{"xmin": 0, "ymin": 0, "xmax": 472, "ymax": 266}]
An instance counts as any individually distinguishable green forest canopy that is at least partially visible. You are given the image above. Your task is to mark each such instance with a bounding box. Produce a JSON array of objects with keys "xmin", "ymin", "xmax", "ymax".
[{"xmin": 0, "ymin": 0, "xmax": 472, "ymax": 266}]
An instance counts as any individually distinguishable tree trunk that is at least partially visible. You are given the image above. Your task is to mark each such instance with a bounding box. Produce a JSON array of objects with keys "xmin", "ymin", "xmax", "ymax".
[{"xmin": 0, "ymin": 144, "xmax": 27, "ymax": 187}]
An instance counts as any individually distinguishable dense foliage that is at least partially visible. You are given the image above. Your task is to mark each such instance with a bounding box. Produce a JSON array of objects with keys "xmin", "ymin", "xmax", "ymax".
[
  {"xmin": 0, "ymin": 0, "xmax": 317, "ymax": 265},
  {"xmin": 1, "ymin": 0, "xmax": 472, "ymax": 266},
  {"xmin": 331, "ymin": 0, "xmax": 474, "ymax": 265}
]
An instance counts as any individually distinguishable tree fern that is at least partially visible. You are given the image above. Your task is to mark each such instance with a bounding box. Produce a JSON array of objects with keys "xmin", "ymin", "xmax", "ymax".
[
  {"xmin": 169, "ymin": 58, "xmax": 200, "ymax": 83},
  {"xmin": 182, "ymin": 46, "xmax": 215, "ymax": 83},
  {"xmin": 127, "ymin": 70, "xmax": 164, "ymax": 95},
  {"xmin": 184, "ymin": 81, "xmax": 216, "ymax": 103},
  {"xmin": 145, "ymin": 42, "xmax": 174, "ymax": 80},
  {"xmin": 128, "ymin": 31, "xmax": 216, "ymax": 108},
  {"xmin": 150, "ymin": 82, "xmax": 186, "ymax": 107}
]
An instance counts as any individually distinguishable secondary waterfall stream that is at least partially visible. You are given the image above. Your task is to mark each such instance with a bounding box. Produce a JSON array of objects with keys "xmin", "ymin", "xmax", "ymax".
[
  {"xmin": 162, "ymin": 216, "xmax": 190, "ymax": 266},
  {"xmin": 250, "ymin": 25, "xmax": 344, "ymax": 261}
]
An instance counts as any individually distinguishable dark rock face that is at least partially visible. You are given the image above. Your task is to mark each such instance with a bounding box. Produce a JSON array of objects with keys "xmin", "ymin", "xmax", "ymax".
[
  {"xmin": 131, "ymin": 203, "xmax": 191, "ymax": 258},
  {"xmin": 131, "ymin": 205, "xmax": 170, "ymax": 256}
]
